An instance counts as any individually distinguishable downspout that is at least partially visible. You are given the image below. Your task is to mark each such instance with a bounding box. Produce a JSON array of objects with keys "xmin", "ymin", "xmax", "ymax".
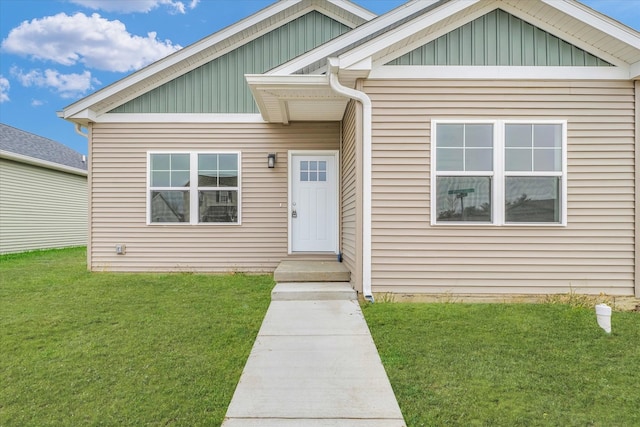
[
  {"xmin": 75, "ymin": 123, "xmax": 89, "ymax": 138},
  {"xmin": 327, "ymin": 57, "xmax": 374, "ymax": 302}
]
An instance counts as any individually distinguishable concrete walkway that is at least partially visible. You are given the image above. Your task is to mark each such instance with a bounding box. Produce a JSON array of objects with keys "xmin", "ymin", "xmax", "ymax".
[{"xmin": 222, "ymin": 283, "xmax": 406, "ymax": 426}]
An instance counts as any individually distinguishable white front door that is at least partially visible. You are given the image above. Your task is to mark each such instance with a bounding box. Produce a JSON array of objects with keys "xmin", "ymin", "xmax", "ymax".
[{"xmin": 290, "ymin": 152, "xmax": 338, "ymax": 253}]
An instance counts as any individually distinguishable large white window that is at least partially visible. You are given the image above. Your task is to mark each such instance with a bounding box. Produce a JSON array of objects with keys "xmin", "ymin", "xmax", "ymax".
[
  {"xmin": 432, "ymin": 120, "xmax": 566, "ymax": 226},
  {"xmin": 148, "ymin": 151, "xmax": 240, "ymax": 225}
]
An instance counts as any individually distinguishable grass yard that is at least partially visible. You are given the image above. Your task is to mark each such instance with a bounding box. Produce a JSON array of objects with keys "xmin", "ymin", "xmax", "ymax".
[
  {"xmin": 363, "ymin": 302, "xmax": 640, "ymax": 427},
  {"xmin": 0, "ymin": 247, "xmax": 274, "ymax": 426}
]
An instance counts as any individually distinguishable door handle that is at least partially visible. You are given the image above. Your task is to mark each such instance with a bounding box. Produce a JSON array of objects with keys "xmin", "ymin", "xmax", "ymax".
[{"xmin": 292, "ymin": 209, "xmax": 297, "ymax": 218}]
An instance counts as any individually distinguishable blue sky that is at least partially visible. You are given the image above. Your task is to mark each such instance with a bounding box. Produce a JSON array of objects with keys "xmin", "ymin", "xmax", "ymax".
[{"xmin": 1, "ymin": 0, "xmax": 639, "ymax": 156}]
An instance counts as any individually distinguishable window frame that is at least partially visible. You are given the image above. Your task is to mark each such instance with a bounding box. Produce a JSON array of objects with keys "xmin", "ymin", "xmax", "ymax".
[
  {"xmin": 431, "ymin": 119, "xmax": 567, "ymax": 226},
  {"xmin": 147, "ymin": 151, "xmax": 242, "ymax": 226}
]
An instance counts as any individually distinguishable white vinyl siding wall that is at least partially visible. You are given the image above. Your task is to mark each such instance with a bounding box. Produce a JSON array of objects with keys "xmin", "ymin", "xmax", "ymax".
[
  {"xmin": 88, "ymin": 122, "xmax": 339, "ymax": 272},
  {"xmin": 0, "ymin": 159, "xmax": 87, "ymax": 254},
  {"xmin": 365, "ymin": 79, "xmax": 636, "ymax": 296}
]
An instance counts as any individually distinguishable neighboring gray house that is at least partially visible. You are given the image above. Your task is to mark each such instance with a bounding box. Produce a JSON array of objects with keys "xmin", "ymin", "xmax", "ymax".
[{"xmin": 0, "ymin": 123, "xmax": 88, "ymax": 254}]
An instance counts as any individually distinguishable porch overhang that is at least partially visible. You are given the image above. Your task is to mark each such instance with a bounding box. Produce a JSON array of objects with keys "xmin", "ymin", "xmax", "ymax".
[{"xmin": 246, "ymin": 74, "xmax": 351, "ymax": 124}]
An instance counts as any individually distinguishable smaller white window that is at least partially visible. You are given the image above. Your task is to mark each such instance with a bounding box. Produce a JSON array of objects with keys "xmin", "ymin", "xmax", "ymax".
[
  {"xmin": 431, "ymin": 120, "xmax": 567, "ymax": 226},
  {"xmin": 148, "ymin": 151, "xmax": 241, "ymax": 225}
]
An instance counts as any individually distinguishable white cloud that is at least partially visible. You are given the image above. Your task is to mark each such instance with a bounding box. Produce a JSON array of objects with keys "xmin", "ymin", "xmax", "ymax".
[
  {"xmin": 0, "ymin": 76, "xmax": 9, "ymax": 103},
  {"xmin": 31, "ymin": 99, "xmax": 46, "ymax": 107},
  {"xmin": 11, "ymin": 67, "xmax": 100, "ymax": 99},
  {"xmin": 1, "ymin": 13, "xmax": 181, "ymax": 73},
  {"xmin": 69, "ymin": 0, "xmax": 199, "ymax": 14}
]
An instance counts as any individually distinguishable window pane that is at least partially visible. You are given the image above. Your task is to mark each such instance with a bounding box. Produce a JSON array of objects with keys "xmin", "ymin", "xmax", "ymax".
[
  {"xmin": 319, "ymin": 161, "xmax": 326, "ymax": 171},
  {"xmin": 151, "ymin": 191, "xmax": 189, "ymax": 223},
  {"xmin": 437, "ymin": 124, "xmax": 464, "ymax": 147},
  {"xmin": 199, "ymin": 190, "xmax": 238, "ymax": 223},
  {"xmin": 505, "ymin": 148, "xmax": 532, "ymax": 171},
  {"xmin": 533, "ymin": 149, "xmax": 561, "ymax": 172},
  {"xmin": 151, "ymin": 154, "xmax": 170, "ymax": 170},
  {"xmin": 505, "ymin": 124, "xmax": 532, "ymax": 148},
  {"xmin": 505, "ymin": 177, "xmax": 560, "ymax": 223},
  {"xmin": 534, "ymin": 124, "xmax": 562, "ymax": 148},
  {"xmin": 171, "ymin": 154, "xmax": 190, "ymax": 170},
  {"xmin": 151, "ymin": 171, "xmax": 170, "ymax": 187},
  {"xmin": 319, "ymin": 172, "xmax": 326, "ymax": 182},
  {"xmin": 436, "ymin": 176, "xmax": 492, "ymax": 222},
  {"xmin": 300, "ymin": 171, "xmax": 308, "ymax": 181},
  {"xmin": 198, "ymin": 154, "xmax": 217, "ymax": 170},
  {"xmin": 465, "ymin": 148, "xmax": 493, "ymax": 171},
  {"xmin": 171, "ymin": 171, "xmax": 190, "ymax": 187},
  {"xmin": 218, "ymin": 154, "xmax": 237, "ymax": 171},
  {"xmin": 437, "ymin": 148, "xmax": 463, "ymax": 171},
  {"xmin": 199, "ymin": 172, "xmax": 217, "ymax": 187},
  {"xmin": 465, "ymin": 124, "xmax": 493, "ymax": 147},
  {"xmin": 219, "ymin": 172, "xmax": 238, "ymax": 187}
]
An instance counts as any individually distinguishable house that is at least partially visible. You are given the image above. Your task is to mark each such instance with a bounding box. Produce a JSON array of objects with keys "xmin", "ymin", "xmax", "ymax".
[
  {"xmin": 0, "ymin": 123, "xmax": 88, "ymax": 254},
  {"xmin": 59, "ymin": 0, "xmax": 639, "ymax": 301}
]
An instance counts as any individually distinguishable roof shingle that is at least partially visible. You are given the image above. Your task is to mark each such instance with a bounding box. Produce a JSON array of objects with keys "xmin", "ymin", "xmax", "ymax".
[{"xmin": 0, "ymin": 123, "xmax": 87, "ymax": 171}]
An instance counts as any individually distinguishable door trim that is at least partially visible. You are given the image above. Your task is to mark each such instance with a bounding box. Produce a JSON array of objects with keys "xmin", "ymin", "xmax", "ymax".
[{"xmin": 288, "ymin": 150, "xmax": 340, "ymax": 254}]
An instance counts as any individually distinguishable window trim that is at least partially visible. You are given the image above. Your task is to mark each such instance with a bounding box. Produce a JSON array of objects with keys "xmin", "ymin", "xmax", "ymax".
[
  {"xmin": 431, "ymin": 120, "xmax": 567, "ymax": 226},
  {"xmin": 147, "ymin": 151, "xmax": 242, "ymax": 226}
]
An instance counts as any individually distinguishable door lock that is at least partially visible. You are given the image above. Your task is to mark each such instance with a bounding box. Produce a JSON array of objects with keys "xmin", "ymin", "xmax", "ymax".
[{"xmin": 292, "ymin": 209, "xmax": 297, "ymax": 218}]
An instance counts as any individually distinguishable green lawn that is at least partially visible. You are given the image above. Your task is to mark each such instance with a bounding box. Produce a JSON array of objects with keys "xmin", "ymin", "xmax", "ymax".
[
  {"xmin": 4, "ymin": 248, "xmax": 639, "ymax": 426},
  {"xmin": 0, "ymin": 247, "xmax": 274, "ymax": 426},
  {"xmin": 363, "ymin": 302, "xmax": 640, "ymax": 427}
]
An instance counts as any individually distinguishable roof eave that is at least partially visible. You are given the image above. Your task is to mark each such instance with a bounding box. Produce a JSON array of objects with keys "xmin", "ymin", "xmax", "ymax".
[{"xmin": 0, "ymin": 150, "xmax": 87, "ymax": 176}]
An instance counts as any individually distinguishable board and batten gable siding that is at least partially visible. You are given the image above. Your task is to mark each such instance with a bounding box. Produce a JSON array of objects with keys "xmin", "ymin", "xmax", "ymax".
[
  {"xmin": 88, "ymin": 122, "xmax": 339, "ymax": 272},
  {"xmin": 111, "ymin": 11, "xmax": 351, "ymax": 115},
  {"xmin": 340, "ymin": 99, "xmax": 362, "ymax": 292},
  {"xmin": 365, "ymin": 79, "xmax": 636, "ymax": 296},
  {"xmin": 387, "ymin": 9, "xmax": 612, "ymax": 67},
  {"xmin": 0, "ymin": 159, "xmax": 87, "ymax": 254}
]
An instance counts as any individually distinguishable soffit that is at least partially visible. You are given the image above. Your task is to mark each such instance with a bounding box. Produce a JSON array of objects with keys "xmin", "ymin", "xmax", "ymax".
[{"xmin": 246, "ymin": 75, "xmax": 349, "ymax": 123}]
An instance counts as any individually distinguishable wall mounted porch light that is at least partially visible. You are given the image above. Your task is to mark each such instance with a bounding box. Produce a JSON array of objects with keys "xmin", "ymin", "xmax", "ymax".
[{"xmin": 267, "ymin": 153, "xmax": 276, "ymax": 168}]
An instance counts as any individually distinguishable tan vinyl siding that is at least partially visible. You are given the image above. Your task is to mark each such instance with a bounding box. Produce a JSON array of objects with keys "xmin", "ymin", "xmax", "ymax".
[
  {"xmin": 365, "ymin": 79, "xmax": 636, "ymax": 296},
  {"xmin": 635, "ymin": 80, "xmax": 640, "ymax": 298},
  {"xmin": 89, "ymin": 122, "xmax": 339, "ymax": 272},
  {"xmin": 341, "ymin": 99, "xmax": 362, "ymax": 291},
  {"xmin": 0, "ymin": 159, "xmax": 87, "ymax": 254}
]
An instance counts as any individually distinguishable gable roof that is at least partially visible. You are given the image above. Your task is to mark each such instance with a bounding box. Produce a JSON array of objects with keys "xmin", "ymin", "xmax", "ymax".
[
  {"xmin": 0, "ymin": 124, "xmax": 87, "ymax": 175},
  {"xmin": 334, "ymin": 0, "xmax": 640, "ymax": 74},
  {"xmin": 58, "ymin": 0, "xmax": 375, "ymax": 124},
  {"xmin": 60, "ymin": 0, "xmax": 640, "ymax": 127}
]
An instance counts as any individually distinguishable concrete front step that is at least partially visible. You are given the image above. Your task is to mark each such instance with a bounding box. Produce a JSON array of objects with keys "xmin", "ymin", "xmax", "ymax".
[
  {"xmin": 272, "ymin": 282, "xmax": 356, "ymax": 301},
  {"xmin": 273, "ymin": 260, "xmax": 350, "ymax": 283}
]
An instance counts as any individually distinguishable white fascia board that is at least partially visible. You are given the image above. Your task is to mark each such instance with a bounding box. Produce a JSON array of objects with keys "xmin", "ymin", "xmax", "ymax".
[
  {"xmin": 269, "ymin": 1, "xmax": 438, "ymax": 76},
  {"xmin": 62, "ymin": 0, "xmax": 305, "ymax": 118},
  {"xmin": 326, "ymin": 0, "xmax": 377, "ymax": 22},
  {"xmin": 0, "ymin": 150, "xmax": 87, "ymax": 177},
  {"xmin": 63, "ymin": 108, "xmax": 97, "ymax": 122},
  {"xmin": 93, "ymin": 113, "xmax": 266, "ymax": 123},
  {"xmin": 369, "ymin": 65, "xmax": 632, "ymax": 80},
  {"xmin": 630, "ymin": 61, "xmax": 640, "ymax": 80},
  {"xmin": 542, "ymin": 0, "xmax": 640, "ymax": 49},
  {"xmin": 246, "ymin": 74, "xmax": 330, "ymax": 87},
  {"xmin": 339, "ymin": 0, "xmax": 481, "ymax": 70}
]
